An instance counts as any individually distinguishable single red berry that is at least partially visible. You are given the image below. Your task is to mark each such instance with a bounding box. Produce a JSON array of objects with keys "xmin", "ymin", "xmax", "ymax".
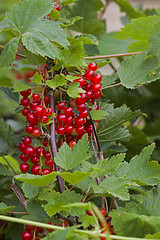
[
  {"xmin": 64, "ymin": 106, "xmax": 74, "ymax": 116},
  {"xmin": 40, "ymin": 115, "xmax": 49, "ymax": 123},
  {"xmin": 54, "ymin": 3, "xmax": 60, "ymax": 11},
  {"xmin": 30, "ymin": 101, "xmax": 39, "ymax": 111},
  {"xmin": 88, "ymin": 62, "xmax": 97, "ymax": 71},
  {"xmin": 76, "ymin": 125, "xmax": 85, "ymax": 134},
  {"xmin": 92, "ymin": 74, "xmax": 102, "ymax": 84},
  {"xmin": 85, "ymin": 124, "xmax": 93, "ymax": 135},
  {"xmin": 92, "ymin": 83, "xmax": 101, "ymax": 93},
  {"xmin": 93, "ymin": 91, "xmax": 101, "ymax": 99},
  {"xmin": 84, "ymin": 83, "xmax": 92, "ymax": 91},
  {"xmin": 86, "ymin": 90, "xmax": 93, "ymax": 99},
  {"xmin": 20, "ymin": 163, "xmax": 29, "ymax": 173},
  {"xmin": 76, "ymin": 103, "xmax": 86, "ymax": 111},
  {"xmin": 21, "ymin": 98, "xmax": 30, "ymax": 107},
  {"xmin": 75, "ymin": 117, "xmax": 85, "ymax": 126},
  {"xmin": 31, "ymin": 164, "xmax": 41, "ymax": 175},
  {"xmin": 44, "ymin": 107, "xmax": 53, "ymax": 116},
  {"xmin": 77, "ymin": 93, "xmax": 88, "ymax": 104},
  {"xmin": 23, "ymin": 136, "xmax": 32, "ymax": 146},
  {"xmin": 20, "ymin": 89, "xmax": 31, "ymax": 97},
  {"xmin": 66, "ymin": 134, "xmax": 73, "ymax": 143},
  {"xmin": 30, "ymin": 155, "xmax": 39, "ymax": 164},
  {"xmin": 35, "ymin": 146, "xmax": 45, "ymax": 156},
  {"xmin": 69, "ymin": 140, "xmax": 76, "ymax": 149},
  {"xmin": 74, "ymin": 77, "xmax": 85, "ymax": 87},
  {"xmin": 22, "ymin": 108, "xmax": 30, "ymax": 117},
  {"xmin": 57, "ymin": 113, "xmax": 67, "ymax": 125},
  {"xmin": 32, "ymin": 93, "xmax": 40, "ymax": 101},
  {"xmin": 45, "ymin": 159, "xmax": 53, "ymax": 167},
  {"xmin": 32, "ymin": 128, "xmax": 41, "ymax": 137},
  {"xmin": 21, "ymin": 230, "xmax": 33, "ymax": 240},
  {"xmin": 65, "ymin": 125, "xmax": 74, "ymax": 134},
  {"xmin": 43, "ymin": 151, "xmax": 51, "ymax": 159},
  {"xmin": 100, "ymin": 208, "xmax": 107, "ymax": 217},
  {"xmin": 27, "ymin": 113, "xmax": 39, "ymax": 126},
  {"xmin": 57, "ymin": 101, "xmax": 66, "ymax": 110},
  {"xmin": 26, "ymin": 124, "xmax": 34, "ymax": 134},
  {"xmin": 42, "ymin": 139, "xmax": 49, "ymax": 147},
  {"xmin": 33, "ymin": 106, "xmax": 44, "ymax": 117},
  {"xmin": 42, "ymin": 168, "xmax": 51, "ymax": 175},
  {"xmin": 79, "ymin": 109, "xmax": 88, "ymax": 118},
  {"xmin": 86, "ymin": 210, "xmax": 92, "ymax": 216},
  {"xmin": 66, "ymin": 116, "xmax": 73, "ymax": 124},
  {"xmin": 19, "ymin": 142, "xmax": 26, "ymax": 152},
  {"xmin": 94, "ymin": 104, "xmax": 99, "ymax": 110},
  {"xmin": 84, "ymin": 70, "xmax": 94, "ymax": 81},
  {"xmin": 24, "ymin": 146, "xmax": 35, "ymax": 157},
  {"xmin": 20, "ymin": 153, "xmax": 29, "ymax": 162},
  {"xmin": 56, "ymin": 126, "xmax": 65, "ymax": 135}
]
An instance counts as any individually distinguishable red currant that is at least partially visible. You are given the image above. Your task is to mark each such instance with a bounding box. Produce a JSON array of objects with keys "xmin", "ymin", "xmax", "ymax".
[
  {"xmin": 84, "ymin": 83, "xmax": 92, "ymax": 91},
  {"xmin": 42, "ymin": 140, "xmax": 49, "ymax": 147},
  {"xmin": 19, "ymin": 142, "xmax": 26, "ymax": 152},
  {"xmin": 26, "ymin": 124, "xmax": 34, "ymax": 134},
  {"xmin": 30, "ymin": 155, "xmax": 39, "ymax": 164},
  {"xmin": 57, "ymin": 101, "xmax": 66, "ymax": 110},
  {"xmin": 57, "ymin": 113, "xmax": 67, "ymax": 125},
  {"xmin": 27, "ymin": 113, "xmax": 38, "ymax": 126},
  {"xmin": 77, "ymin": 93, "xmax": 88, "ymax": 104},
  {"xmin": 100, "ymin": 208, "xmax": 107, "ymax": 217},
  {"xmin": 32, "ymin": 128, "xmax": 41, "ymax": 137},
  {"xmin": 30, "ymin": 101, "xmax": 40, "ymax": 111},
  {"xmin": 84, "ymin": 70, "xmax": 94, "ymax": 81},
  {"xmin": 21, "ymin": 98, "xmax": 30, "ymax": 107},
  {"xmin": 44, "ymin": 107, "xmax": 53, "ymax": 116},
  {"xmin": 92, "ymin": 83, "xmax": 101, "ymax": 93},
  {"xmin": 93, "ymin": 91, "xmax": 101, "ymax": 99},
  {"xmin": 22, "ymin": 108, "xmax": 30, "ymax": 117},
  {"xmin": 56, "ymin": 126, "xmax": 65, "ymax": 135},
  {"xmin": 43, "ymin": 151, "xmax": 51, "ymax": 159},
  {"xmin": 25, "ymin": 225, "xmax": 35, "ymax": 232},
  {"xmin": 21, "ymin": 230, "xmax": 33, "ymax": 240},
  {"xmin": 40, "ymin": 115, "xmax": 49, "ymax": 123},
  {"xmin": 92, "ymin": 74, "xmax": 102, "ymax": 84},
  {"xmin": 86, "ymin": 90, "xmax": 93, "ymax": 99},
  {"xmin": 75, "ymin": 117, "xmax": 85, "ymax": 126},
  {"xmin": 76, "ymin": 125, "xmax": 85, "ymax": 134},
  {"xmin": 45, "ymin": 159, "xmax": 53, "ymax": 167},
  {"xmin": 65, "ymin": 125, "xmax": 74, "ymax": 134},
  {"xmin": 31, "ymin": 164, "xmax": 41, "ymax": 175},
  {"xmin": 76, "ymin": 103, "xmax": 86, "ymax": 111},
  {"xmin": 23, "ymin": 136, "xmax": 32, "ymax": 146},
  {"xmin": 79, "ymin": 109, "xmax": 88, "ymax": 118},
  {"xmin": 33, "ymin": 106, "xmax": 44, "ymax": 117},
  {"xmin": 88, "ymin": 62, "xmax": 97, "ymax": 71},
  {"xmin": 69, "ymin": 140, "xmax": 76, "ymax": 149},
  {"xmin": 35, "ymin": 146, "xmax": 45, "ymax": 156},
  {"xmin": 66, "ymin": 116, "xmax": 73, "ymax": 124},
  {"xmin": 20, "ymin": 163, "xmax": 29, "ymax": 173},
  {"xmin": 32, "ymin": 93, "xmax": 40, "ymax": 101},
  {"xmin": 86, "ymin": 210, "xmax": 92, "ymax": 216},
  {"xmin": 74, "ymin": 77, "xmax": 85, "ymax": 87},
  {"xmin": 24, "ymin": 146, "xmax": 35, "ymax": 157},
  {"xmin": 20, "ymin": 153, "xmax": 29, "ymax": 162},
  {"xmin": 42, "ymin": 168, "xmax": 51, "ymax": 175},
  {"xmin": 20, "ymin": 89, "xmax": 31, "ymax": 97},
  {"xmin": 44, "ymin": 95, "xmax": 49, "ymax": 106},
  {"xmin": 54, "ymin": 3, "xmax": 60, "ymax": 11},
  {"xmin": 64, "ymin": 106, "xmax": 74, "ymax": 116}
]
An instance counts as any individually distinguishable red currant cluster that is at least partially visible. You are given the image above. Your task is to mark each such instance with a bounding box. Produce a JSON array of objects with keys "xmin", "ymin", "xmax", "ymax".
[
  {"xmin": 56, "ymin": 62, "xmax": 102, "ymax": 148},
  {"xmin": 86, "ymin": 208, "xmax": 115, "ymax": 240},
  {"xmin": 21, "ymin": 225, "xmax": 44, "ymax": 240},
  {"xmin": 19, "ymin": 89, "xmax": 54, "ymax": 175}
]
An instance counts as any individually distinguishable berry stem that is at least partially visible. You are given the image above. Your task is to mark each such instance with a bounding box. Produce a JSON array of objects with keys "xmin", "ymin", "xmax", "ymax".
[
  {"xmin": 49, "ymin": 89, "xmax": 64, "ymax": 193},
  {"xmin": 84, "ymin": 51, "xmax": 142, "ymax": 60},
  {"xmin": 102, "ymin": 82, "xmax": 121, "ymax": 90},
  {"xmin": 11, "ymin": 179, "xmax": 27, "ymax": 210}
]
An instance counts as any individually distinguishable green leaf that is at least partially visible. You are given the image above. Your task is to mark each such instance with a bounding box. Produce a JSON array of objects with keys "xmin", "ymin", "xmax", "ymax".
[
  {"xmin": 97, "ymin": 104, "xmax": 140, "ymax": 142},
  {"xmin": 13, "ymin": 82, "xmax": 30, "ymax": 92},
  {"xmin": 116, "ymin": 144, "xmax": 160, "ymax": 185},
  {"xmin": 75, "ymin": 34, "xmax": 98, "ymax": 45},
  {"xmin": 47, "ymin": 74, "xmax": 66, "ymax": 90},
  {"xmin": 90, "ymin": 110, "xmax": 108, "ymax": 120},
  {"xmin": 101, "ymin": 73, "xmax": 119, "ymax": 88},
  {"xmin": 65, "ymin": 75, "xmax": 80, "ymax": 82},
  {"xmin": 32, "ymin": 71, "xmax": 43, "ymax": 84},
  {"xmin": 145, "ymin": 232, "xmax": 160, "ymax": 239},
  {"xmin": 78, "ymin": 214, "xmax": 97, "ymax": 229},
  {"xmin": 62, "ymin": 38, "xmax": 85, "ymax": 67},
  {"xmin": 23, "ymin": 199, "xmax": 48, "ymax": 222},
  {"xmin": 0, "ymin": 87, "xmax": 19, "ymax": 102},
  {"xmin": 0, "ymin": 119, "xmax": 13, "ymax": 154},
  {"xmin": 68, "ymin": 0, "xmax": 104, "ymax": 35},
  {"xmin": 0, "ymin": 37, "xmax": 20, "ymax": 67},
  {"xmin": 90, "ymin": 0, "xmax": 104, "ymax": 11},
  {"xmin": 0, "ymin": 20, "xmax": 10, "ymax": 32},
  {"xmin": 118, "ymin": 51, "xmax": 160, "ymax": 89},
  {"xmin": 0, "ymin": 155, "xmax": 20, "ymax": 174},
  {"xmin": 4, "ymin": 0, "xmax": 54, "ymax": 33},
  {"xmin": 95, "ymin": 176, "xmax": 137, "ymax": 201},
  {"xmin": 0, "ymin": 68, "xmax": 14, "ymax": 88},
  {"xmin": 22, "ymin": 183, "xmax": 39, "ymax": 199},
  {"xmin": 55, "ymin": 134, "xmax": 91, "ymax": 170},
  {"xmin": 98, "ymin": 32, "xmax": 133, "ymax": 55},
  {"xmin": 67, "ymin": 82, "xmax": 85, "ymax": 98},
  {"xmin": 49, "ymin": 8, "xmax": 61, "ymax": 20},
  {"xmin": 115, "ymin": 0, "xmax": 145, "ymax": 19},
  {"xmin": 15, "ymin": 172, "xmax": 58, "ymax": 186},
  {"xmin": 43, "ymin": 227, "xmax": 74, "ymax": 240},
  {"xmin": 117, "ymin": 15, "xmax": 160, "ymax": 51},
  {"xmin": 0, "ymin": 203, "xmax": 15, "ymax": 214},
  {"xmin": 62, "ymin": 0, "xmax": 78, "ymax": 4},
  {"xmin": 149, "ymin": 23, "xmax": 160, "ymax": 59},
  {"xmin": 0, "ymin": 163, "xmax": 14, "ymax": 176},
  {"xmin": 60, "ymin": 171, "xmax": 93, "ymax": 185}
]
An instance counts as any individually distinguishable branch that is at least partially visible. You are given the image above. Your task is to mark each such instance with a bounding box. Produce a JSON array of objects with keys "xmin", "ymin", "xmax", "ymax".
[
  {"xmin": 102, "ymin": 82, "xmax": 122, "ymax": 90},
  {"xmin": 84, "ymin": 51, "xmax": 142, "ymax": 60},
  {"xmin": 49, "ymin": 89, "xmax": 64, "ymax": 193}
]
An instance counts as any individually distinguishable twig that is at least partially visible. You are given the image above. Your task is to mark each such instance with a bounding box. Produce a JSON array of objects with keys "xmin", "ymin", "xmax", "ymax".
[
  {"xmin": 10, "ymin": 212, "xmax": 27, "ymax": 215},
  {"xmin": 11, "ymin": 179, "xmax": 27, "ymax": 210},
  {"xmin": 102, "ymin": 82, "xmax": 121, "ymax": 90},
  {"xmin": 3, "ymin": 156, "xmax": 17, "ymax": 175},
  {"xmin": 0, "ymin": 45, "xmax": 26, "ymax": 59},
  {"xmin": 49, "ymin": 89, "xmax": 64, "ymax": 193},
  {"xmin": 84, "ymin": 51, "xmax": 142, "ymax": 60},
  {"xmin": 99, "ymin": 0, "xmax": 109, "ymax": 20}
]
